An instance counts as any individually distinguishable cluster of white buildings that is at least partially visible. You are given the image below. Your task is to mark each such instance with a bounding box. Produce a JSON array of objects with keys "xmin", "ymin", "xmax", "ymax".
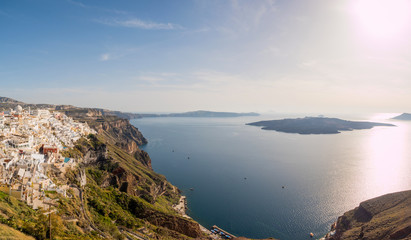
[{"xmin": 0, "ymin": 105, "xmax": 95, "ymax": 209}]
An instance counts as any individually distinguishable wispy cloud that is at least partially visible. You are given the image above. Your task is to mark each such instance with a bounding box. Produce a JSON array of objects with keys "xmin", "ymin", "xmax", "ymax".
[
  {"xmin": 133, "ymin": 70, "xmax": 250, "ymax": 92},
  {"xmin": 66, "ymin": 0, "xmax": 87, "ymax": 8},
  {"xmin": 98, "ymin": 47, "xmax": 140, "ymax": 61},
  {"xmin": 299, "ymin": 60, "xmax": 318, "ymax": 68},
  {"xmin": 66, "ymin": 0, "xmax": 128, "ymax": 15},
  {"xmin": 96, "ymin": 18, "xmax": 183, "ymax": 30},
  {"xmin": 183, "ymin": 26, "xmax": 211, "ymax": 34},
  {"xmin": 229, "ymin": 0, "xmax": 277, "ymax": 30},
  {"xmin": 100, "ymin": 53, "xmax": 110, "ymax": 61}
]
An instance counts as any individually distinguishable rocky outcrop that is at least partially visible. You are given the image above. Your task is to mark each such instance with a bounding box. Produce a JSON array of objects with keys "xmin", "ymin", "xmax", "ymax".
[
  {"xmin": 100, "ymin": 165, "xmax": 173, "ymax": 203},
  {"xmin": 82, "ymin": 143, "xmax": 108, "ymax": 164},
  {"xmin": 135, "ymin": 150, "xmax": 151, "ymax": 169},
  {"xmin": 94, "ymin": 118, "xmax": 151, "ymax": 168},
  {"xmin": 81, "ymin": 139, "xmax": 202, "ymax": 238},
  {"xmin": 326, "ymin": 190, "xmax": 411, "ymax": 240},
  {"xmin": 93, "ymin": 117, "xmax": 147, "ymax": 149},
  {"xmin": 63, "ymin": 108, "xmax": 150, "ymax": 168},
  {"xmin": 74, "ymin": 133, "xmax": 202, "ymax": 239},
  {"xmin": 144, "ymin": 211, "xmax": 203, "ymax": 238},
  {"xmin": 67, "ymin": 109, "xmax": 147, "ymax": 148}
]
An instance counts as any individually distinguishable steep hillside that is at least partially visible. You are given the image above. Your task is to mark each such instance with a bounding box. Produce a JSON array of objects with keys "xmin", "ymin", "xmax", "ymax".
[
  {"xmin": 0, "ymin": 223, "xmax": 35, "ymax": 240},
  {"xmin": 62, "ymin": 108, "xmax": 150, "ymax": 167},
  {"xmin": 60, "ymin": 135, "xmax": 204, "ymax": 239},
  {"xmin": 325, "ymin": 190, "xmax": 411, "ymax": 240},
  {"xmin": 0, "ymin": 189, "xmax": 101, "ymax": 239},
  {"xmin": 59, "ymin": 109, "xmax": 205, "ymax": 239},
  {"xmin": 0, "ymin": 100, "xmax": 206, "ymax": 239}
]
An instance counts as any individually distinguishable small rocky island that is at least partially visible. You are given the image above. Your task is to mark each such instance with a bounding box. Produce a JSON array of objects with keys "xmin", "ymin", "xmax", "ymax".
[
  {"xmin": 392, "ymin": 113, "xmax": 411, "ymax": 121},
  {"xmin": 247, "ymin": 117, "xmax": 395, "ymax": 134}
]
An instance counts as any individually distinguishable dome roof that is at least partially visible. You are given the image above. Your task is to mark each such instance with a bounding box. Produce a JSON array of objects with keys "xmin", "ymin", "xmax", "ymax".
[{"xmin": 15, "ymin": 105, "xmax": 23, "ymax": 113}]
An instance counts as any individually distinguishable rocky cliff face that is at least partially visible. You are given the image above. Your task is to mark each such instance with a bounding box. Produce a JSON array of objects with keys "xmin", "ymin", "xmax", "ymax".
[
  {"xmin": 82, "ymin": 143, "xmax": 108, "ymax": 164},
  {"xmin": 63, "ymin": 108, "xmax": 151, "ymax": 168},
  {"xmin": 94, "ymin": 117, "xmax": 147, "ymax": 149},
  {"xmin": 79, "ymin": 136, "xmax": 161, "ymax": 201},
  {"xmin": 100, "ymin": 164, "xmax": 173, "ymax": 202},
  {"xmin": 326, "ymin": 190, "xmax": 411, "ymax": 240},
  {"xmin": 72, "ymin": 133, "xmax": 204, "ymax": 239},
  {"xmin": 0, "ymin": 98, "xmax": 205, "ymax": 239},
  {"xmin": 144, "ymin": 211, "xmax": 203, "ymax": 238}
]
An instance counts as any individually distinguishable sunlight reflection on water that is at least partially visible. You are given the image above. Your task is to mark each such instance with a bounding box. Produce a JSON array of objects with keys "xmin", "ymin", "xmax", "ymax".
[
  {"xmin": 132, "ymin": 115, "xmax": 411, "ymax": 239},
  {"xmin": 363, "ymin": 122, "xmax": 410, "ymax": 197}
]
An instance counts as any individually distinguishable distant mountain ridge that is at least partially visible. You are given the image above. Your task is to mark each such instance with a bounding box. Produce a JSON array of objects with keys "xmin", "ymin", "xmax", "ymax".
[
  {"xmin": 140, "ymin": 110, "xmax": 260, "ymax": 118},
  {"xmin": 0, "ymin": 96, "xmax": 23, "ymax": 104},
  {"xmin": 0, "ymin": 96, "xmax": 259, "ymax": 119},
  {"xmin": 392, "ymin": 113, "xmax": 411, "ymax": 120},
  {"xmin": 0, "ymin": 96, "xmax": 56, "ymax": 110}
]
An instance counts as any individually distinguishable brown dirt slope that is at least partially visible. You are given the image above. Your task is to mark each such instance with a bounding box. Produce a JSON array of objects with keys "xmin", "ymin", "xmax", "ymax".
[
  {"xmin": 327, "ymin": 190, "xmax": 411, "ymax": 240},
  {"xmin": 0, "ymin": 223, "xmax": 35, "ymax": 240}
]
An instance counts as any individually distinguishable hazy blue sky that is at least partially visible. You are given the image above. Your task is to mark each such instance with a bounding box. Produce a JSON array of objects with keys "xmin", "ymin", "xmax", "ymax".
[{"xmin": 1, "ymin": 0, "xmax": 411, "ymax": 113}]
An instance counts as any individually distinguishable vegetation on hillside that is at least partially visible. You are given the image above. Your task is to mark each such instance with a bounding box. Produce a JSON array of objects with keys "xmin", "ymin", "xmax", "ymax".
[
  {"xmin": 0, "ymin": 223, "xmax": 35, "ymax": 240},
  {"xmin": 0, "ymin": 190, "xmax": 99, "ymax": 239},
  {"xmin": 1, "ymin": 133, "xmax": 202, "ymax": 239},
  {"xmin": 0, "ymin": 104, "xmax": 204, "ymax": 239}
]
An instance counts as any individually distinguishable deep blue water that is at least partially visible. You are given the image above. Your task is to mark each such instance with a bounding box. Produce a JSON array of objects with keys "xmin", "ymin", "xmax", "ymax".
[{"xmin": 131, "ymin": 115, "xmax": 411, "ymax": 240}]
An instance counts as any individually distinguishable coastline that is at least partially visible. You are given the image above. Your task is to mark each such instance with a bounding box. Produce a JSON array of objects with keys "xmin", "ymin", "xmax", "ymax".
[
  {"xmin": 173, "ymin": 196, "xmax": 190, "ymax": 219},
  {"xmin": 173, "ymin": 196, "xmax": 212, "ymax": 236}
]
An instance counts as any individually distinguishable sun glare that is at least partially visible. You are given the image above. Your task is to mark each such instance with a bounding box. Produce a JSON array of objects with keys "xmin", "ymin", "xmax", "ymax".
[
  {"xmin": 363, "ymin": 123, "xmax": 410, "ymax": 196},
  {"xmin": 350, "ymin": 0, "xmax": 411, "ymax": 41}
]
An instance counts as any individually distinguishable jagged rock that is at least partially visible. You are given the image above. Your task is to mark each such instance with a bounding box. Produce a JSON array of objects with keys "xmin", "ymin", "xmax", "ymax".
[
  {"xmin": 63, "ymin": 108, "xmax": 151, "ymax": 168},
  {"xmin": 144, "ymin": 211, "xmax": 203, "ymax": 238},
  {"xmin": 83, "ymin": 144, "xmax": 108, "ymax": 164},
  {"xmin": 76, "ymin": 133, "xmax": 201, "ymax": 238},
  {"xmin": 96, "ymin": 117, "xmax": 148, "ymax": 147},
  {"xmin": 135, "ymin": 150, "xmax": 152, "ymax": 169}
]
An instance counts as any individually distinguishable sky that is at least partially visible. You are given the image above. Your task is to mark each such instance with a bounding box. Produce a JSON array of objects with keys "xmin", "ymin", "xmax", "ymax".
[{"xmin": 1, "ymin": 0, "xmax": 411, "ymax": 114}]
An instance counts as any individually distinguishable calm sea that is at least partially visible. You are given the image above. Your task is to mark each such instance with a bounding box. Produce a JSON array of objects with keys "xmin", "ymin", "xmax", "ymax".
[{"xmin": 131, "ymin": 114, "xmax": 411, "ymax": 240}]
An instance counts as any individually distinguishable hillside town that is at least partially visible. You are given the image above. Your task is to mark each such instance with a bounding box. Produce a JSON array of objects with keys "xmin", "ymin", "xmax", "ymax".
[{"xmin": 0, "ymin": 105, "xmax": 95, "ymax": 209}]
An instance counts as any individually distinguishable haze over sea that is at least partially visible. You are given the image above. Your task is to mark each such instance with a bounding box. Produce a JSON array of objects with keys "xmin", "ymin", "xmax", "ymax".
[{"xmin": 132, "ymin": 114, "xmax": 411, "ymax": 240}]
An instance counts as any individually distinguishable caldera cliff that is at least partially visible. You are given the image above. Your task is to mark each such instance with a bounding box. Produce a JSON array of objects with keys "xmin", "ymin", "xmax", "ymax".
[
  {"xmin": 325, "ymin": 190, "xmax": 411, "ymax": 240},
  {"xmin": 0, "ymin": 98, "xmax": 206, "ymax": 239},
  {"xmin": 61, "ymin": 107, "xmax": 205, "ymax": 239}
]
